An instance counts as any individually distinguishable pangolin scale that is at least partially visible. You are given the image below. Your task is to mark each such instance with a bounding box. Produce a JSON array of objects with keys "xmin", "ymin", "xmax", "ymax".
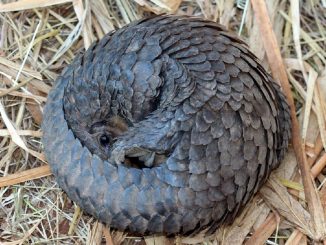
[{"xmin": 42, "ymin": 15, "xmax": 291, "ymax": 235}]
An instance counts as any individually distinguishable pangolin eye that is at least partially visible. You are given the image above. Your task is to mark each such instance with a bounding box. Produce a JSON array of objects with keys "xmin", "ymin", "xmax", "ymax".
[{"xmin": 99, "ymin": 134, "xmax": 110, "ymax": 147}]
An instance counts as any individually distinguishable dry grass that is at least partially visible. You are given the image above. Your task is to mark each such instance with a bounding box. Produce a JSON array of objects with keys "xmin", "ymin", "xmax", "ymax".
[{"xmin": 0, "ymin": 0, "xmax": 325, "ymax": 244}]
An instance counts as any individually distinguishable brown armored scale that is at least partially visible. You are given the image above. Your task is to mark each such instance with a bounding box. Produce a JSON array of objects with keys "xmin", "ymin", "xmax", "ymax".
[{"xmin": 42, "ymin": 15, "xmax": 291, "ymax": 235}]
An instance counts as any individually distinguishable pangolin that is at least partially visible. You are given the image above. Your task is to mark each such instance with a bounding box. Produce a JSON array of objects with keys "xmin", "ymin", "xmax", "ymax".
[{"xmin": 42, "ymin": 15, "xmax": 291, "ymax": 235}]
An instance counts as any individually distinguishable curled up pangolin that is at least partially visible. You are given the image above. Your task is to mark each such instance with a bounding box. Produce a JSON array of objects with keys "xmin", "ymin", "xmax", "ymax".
[{"xmin": 42, "ymin": 15, "xmax": 291, "ymax": 235}]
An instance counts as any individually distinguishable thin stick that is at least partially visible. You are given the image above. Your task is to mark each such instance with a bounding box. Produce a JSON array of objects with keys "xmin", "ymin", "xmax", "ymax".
[
  {"xmin": 0, "ymin": 165, "xmax": 52, "ymax": 188},
  {"xmin": 308, "ymin": 134, "xmax": 323, "ymax": 166},
  {"xmin": 14, "ymin": 21, "xmax": 41, "ymax": 84},
  {"xmin": 103, "ymin": 227, "xmax": 115, "ymax": 245},
  {"xmin": 245, "ymin": 213, "xmax": 278, "ymax": 245},
  {"xmin": 0, "ymin": 0, "xmax": 73, "ymax": 13},
  {"xmin": 311, "ymin": 153, "xmax": 326, "ymax": 178},
  {"xmin": 0, "ymin": 129, "xmax": 42, "ymax": 137},
  {"xmin": 250, "ymin": 0, "xmax": 326, "ymax": 238},
  {"xmin": 285, "ymin": 229, "xmax": 304, "ymax": 245}
]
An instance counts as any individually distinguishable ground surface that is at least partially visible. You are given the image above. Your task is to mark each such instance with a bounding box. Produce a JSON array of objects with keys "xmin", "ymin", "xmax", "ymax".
[{"xmin": 0, "ymin": 0, "xmax": 325, "ymax": 244}]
